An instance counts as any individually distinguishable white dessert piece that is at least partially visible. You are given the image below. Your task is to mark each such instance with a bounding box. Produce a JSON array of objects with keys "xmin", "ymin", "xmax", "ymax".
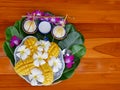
[{"xmin": 38, "ymin": 21, "xmax": 51, "ymax": 34}]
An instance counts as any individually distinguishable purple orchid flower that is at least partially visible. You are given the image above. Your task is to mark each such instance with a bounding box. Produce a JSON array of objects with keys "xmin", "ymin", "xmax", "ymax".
[
  {"xmin": 40, "ymin": 17, "xmax": 50, "ymax": 21},
  {"xmin": 34, "ymin": 10, "xmax": 44, "ymax": 16},
  {"xmin": 49, "ymin": 17, "xmax": 60, "ymax": 23},
  {"xmin": 58, "ymin": 18, "xmax": 67, "ymax": 26},
  {"xmin": 49, "ymin": 17, "xmax": 56, "ymax": 23},
  {"xmin": 26, "ymin": 10, "xmax": 44, "ymax": 20},
  {"xmin": 10, "ymin": 36, "xmax": 21, "ymax": 48},
  {"xmin": 26, "ymin": 10, "xmax": 67, "ymax": 25},
  {"xmin": 49, "ymin": 17, "xmax": 67, "ymax": 26},
  {"xmin": 64, "ymin": 55, "xmax": 74, "ymax": 69},
  {"xmin": 59, "ymin": 19, "xmax": 65, "ymax": 25},
  {"xmin": 26, "ymin": 12, "xmax": 33, "ymax": 20}
]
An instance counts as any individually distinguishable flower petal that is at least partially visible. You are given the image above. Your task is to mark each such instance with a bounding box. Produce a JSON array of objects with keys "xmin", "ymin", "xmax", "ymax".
[
  {"xmin": 38, "ymin": 46, "xmax": 43, "ymax": 52},
  {"xmin": 48, "ymin": 59, "xmax": 53, "ymax": 66},
  {"xmin": 31, "ymin": 68, "xmax": 42, "ymax": 75},
  {"xmin": 25, "ymin": 48, "xmax": 30, "ymax": 55},
  {"xmin": 50, "ymin": 18, "xmax": 56, "ymax": 23},
  {"xmin": 46, "ymin": 41, "xmax": 51, "ymax": 46},
  {"xmin": 33, "ymin": 53, "xmax": 38, "ymax": 59},
  {"xmin": 39, "ymin": 60, "xmax": 46, "ymax": 65},
  {"xmin": 14, "ymin": 40, "xmax": 19, "ymax": 46},
  {"xmin": 45, "ymin": 41, "xmax": 51, "ymax": 51},
  {"xmin": 37, "ymin": 52, "xmax": 42, "ymax": 56},
  {"xmin": 37, "ymin": 75, "xmax": 44, "ymax": 83},
  {"xmin": 42, "ymin": 52, "xmax": 48, "ymax": 59},
  {"xmin": 44, "ymin": 47, "xmax": 49, "ymax": 52},
  {"xmin": 31, "ymin": 79, "xmax": 38, "ymax": 86},
  {"xmin": 57, "ymin": 61, "xmax": 62, "ymax": 69},
  {"xmin": 10, "ymin": 42, "xmax": 15, "ymax": 47},
  {"xmin": 10, "ymin": 36, "xmax": 21, "ymax": 47},
  {"xmin": 65, "ymin": 59, "xmax": 70, "ymax": 63},
  {"xmin": 17, "ymin": 45, "xmax": 26, "ymax": 52},
  {"xmin": 28, "ymin": 74, "xmax": 33, "ymax": 81},
  {"xmin": 40, "ymin": 40, "xmax": 44, "ymax": 43},
  {"xmin": 53, "ymin": 66, "xmax": 59, "ymax": 73},
  {"xmin": 16, "ymin": 52, "xmax": 21, "ymax": 58},
  {"xmin": 66, "ymin": 63, "xmax": 73, "ymax": 68},
  {"xmin": 51, "ymin": 57, "xmax": 56, "ymax": 61},
  {"xmin": 21, "ymin": 54, "xmax": 27, "ymax": 60},
  {"xmin": 33, "ymin": 60, "xmax": 40, "ymax": 67}
]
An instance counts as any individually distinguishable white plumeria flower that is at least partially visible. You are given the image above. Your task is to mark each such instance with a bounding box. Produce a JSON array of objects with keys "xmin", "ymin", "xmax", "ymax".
[
  {"xmin": 28, "ymin": 68, "xmax": 44, "ymax": 86},
  {"xmin": 48, "ymin": 57, "xmax": 62, "ymax": 73},
  {"xmin": 37, "ymin": 40, "xmax": 51, "ymax": 52},
  {"xmin": 33, "ymin": 52, "xmax": 48, "ymax": 67},
  {"xmin": 16, "ymin": 45, "xmax": 30, "ymax": 60}
]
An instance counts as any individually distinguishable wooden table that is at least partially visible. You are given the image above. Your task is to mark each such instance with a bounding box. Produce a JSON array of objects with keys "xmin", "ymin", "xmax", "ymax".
[{"xmin": 0, "ymin": 0, "xmax": 120, "ymax": 90}]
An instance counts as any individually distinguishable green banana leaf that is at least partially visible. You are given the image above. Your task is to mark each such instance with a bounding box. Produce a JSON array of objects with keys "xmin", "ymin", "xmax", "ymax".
[
  {"xmin": 3, "ymin": 41, "xmax": 15, "ymax": 65},
  {"xmin": 6, "ymin": 26, "xmax": 21, "ymax": 41},
  {"xmin": 58, "ymin": 24, "xmax": 86, "ymax": 81},
  {"xmin": 58, "ymin": 24, "xmax": 84, "ymax": 49}
]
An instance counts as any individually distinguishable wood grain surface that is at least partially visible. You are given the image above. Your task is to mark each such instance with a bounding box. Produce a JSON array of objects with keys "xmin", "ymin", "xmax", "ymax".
[{"xmin": 0, "ymin": 0, "xmax": 120, "ymax": 90}]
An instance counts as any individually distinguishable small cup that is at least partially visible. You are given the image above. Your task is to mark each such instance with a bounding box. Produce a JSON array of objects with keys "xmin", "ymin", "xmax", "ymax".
[
  {"xmin": 22, "ymin": 19, "xmax": 37, "ymax": 34},
  {"xmin": 52, "ymin": 26, "xmax": 66, "ymax": 40}
]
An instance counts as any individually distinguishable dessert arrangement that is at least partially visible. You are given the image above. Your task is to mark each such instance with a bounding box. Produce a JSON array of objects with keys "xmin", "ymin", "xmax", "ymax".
[{"xmin": 3, "ymin": 10, "xmax": 86, "ymax": 86}]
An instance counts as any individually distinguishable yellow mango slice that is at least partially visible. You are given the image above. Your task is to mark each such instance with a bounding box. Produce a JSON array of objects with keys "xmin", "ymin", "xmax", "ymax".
[
  {"xmin": 14, "ymin": 57, "xmax": 35, "ymax": 75},
  {"xmin": 47, "ymin": 42, "xmax": 60, "ymax": 60}
]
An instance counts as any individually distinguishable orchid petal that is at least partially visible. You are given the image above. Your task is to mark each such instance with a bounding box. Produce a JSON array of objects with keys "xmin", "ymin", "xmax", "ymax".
[
  {"xmin": 10, "ymin": 42, "xmax": 14, "ymax": 47},
  {"xmin": 10, "ymin": 36, "xmax": 21, "ymax": 47},
  {"xmin": 66, "ymin": 63, "xmax": 73, "ymax": 68}
]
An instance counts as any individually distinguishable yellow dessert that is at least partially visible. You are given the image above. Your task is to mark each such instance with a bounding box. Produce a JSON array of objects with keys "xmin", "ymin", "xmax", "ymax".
[
  {"xmin": 14, "ymin": 57, "xmax": 35, "ymax": 75},
  {"xmin": 24, "ymin": 37, "xmax": 38, "ymax": 56},
  {"xmin": 14, "ymin": 36, "xmax": 61, "ymax": 86},
  {"xmin": 38, "ymin": 63, "xmax": 53, "ymax": 85},
  {"xmin": 47, "ymin": 42, "xmax": 60, "ymax": 60}
]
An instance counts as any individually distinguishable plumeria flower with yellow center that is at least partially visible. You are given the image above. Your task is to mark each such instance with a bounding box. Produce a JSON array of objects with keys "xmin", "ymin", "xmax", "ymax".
[
  {"xmin": 28, "ymin": 68, "xmax": 44, "ymax": 86},
  {"xmin": 33, "ymin": 51, "xmax": 48, "ymax": 67},
  {"xmin": 37, "ymin": 40, "xmax": 51, "ymax": 52},
  {"xmin": 48, "ymin": 57, "xmax": 62, "ymax": 73},
  {"xmin": 16, "ymin": 45, "xmax": 30, "ymax": 60}
]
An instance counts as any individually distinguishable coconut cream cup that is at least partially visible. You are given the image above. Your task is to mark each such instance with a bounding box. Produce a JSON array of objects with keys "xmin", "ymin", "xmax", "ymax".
[
  {"xmin": 38, "ymin": 21, "xmax": 52, "ymax": 34},
  {"xmin": 22, "ymin": 19, "xmax": 37, "ymax": 34},
  {"xmin": 52, "ymin": 26, "xmax": 66, "ymax": 40}
]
